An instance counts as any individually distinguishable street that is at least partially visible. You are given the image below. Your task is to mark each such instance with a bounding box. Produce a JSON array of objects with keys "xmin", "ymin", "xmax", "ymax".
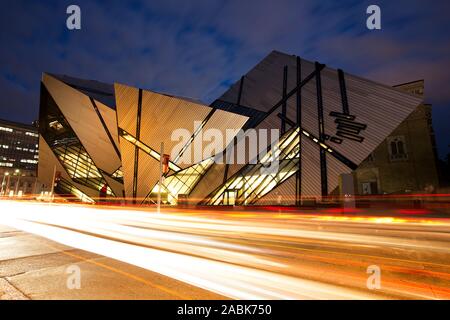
[{"xmin": 1, "ymin": 200, "xmax": 450, "ymax": 299}]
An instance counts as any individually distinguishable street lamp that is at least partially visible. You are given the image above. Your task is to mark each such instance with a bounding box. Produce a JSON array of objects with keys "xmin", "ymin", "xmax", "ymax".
[
  {"xmin": 1, "ymin": 171, "xmax": 9, "ymax": 195},
  {"xmin": 14, "ymin": 169, "xmax": 21, "ymax": 196},
  {"xmin": 5, "ymin": 171, "xmax": 11, "ymax": 195}
]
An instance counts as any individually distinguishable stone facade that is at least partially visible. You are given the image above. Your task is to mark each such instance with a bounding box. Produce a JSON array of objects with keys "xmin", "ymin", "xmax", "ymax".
[{"xmin": 354, "ymin": 80, "xmax": 440, "ymax": 194}]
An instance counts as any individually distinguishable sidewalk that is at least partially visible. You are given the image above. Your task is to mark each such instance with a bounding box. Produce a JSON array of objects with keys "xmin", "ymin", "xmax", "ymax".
[{"xmin": 0, "ymin": 225, "xmax": 223, "ymax": 300}]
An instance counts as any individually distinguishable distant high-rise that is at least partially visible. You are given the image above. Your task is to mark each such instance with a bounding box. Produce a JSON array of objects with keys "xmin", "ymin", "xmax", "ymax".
[{"xmin": 0, "ymin": 118, "xmax": 39, "ymax": 195}]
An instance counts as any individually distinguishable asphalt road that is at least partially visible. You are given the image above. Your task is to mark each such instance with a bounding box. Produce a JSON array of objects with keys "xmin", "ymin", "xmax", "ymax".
[{"xmin": 1, "ymin": 200, "xmax": 450, "ymax": 299}]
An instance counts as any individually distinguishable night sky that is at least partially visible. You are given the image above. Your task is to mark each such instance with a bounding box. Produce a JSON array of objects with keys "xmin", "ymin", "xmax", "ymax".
[{"xmin": 1, "ymin": 0, "xmax": 449, "ymax": 158}]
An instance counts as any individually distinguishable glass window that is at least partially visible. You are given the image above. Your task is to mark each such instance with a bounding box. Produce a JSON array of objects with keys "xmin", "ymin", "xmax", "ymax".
[
  {"xmin": 205, "ymin": 127, "xmax": 300, "ymax": 205},
  {"xmin": 387, "ymin": 136, "xmax": 408, "ymax": 161}
]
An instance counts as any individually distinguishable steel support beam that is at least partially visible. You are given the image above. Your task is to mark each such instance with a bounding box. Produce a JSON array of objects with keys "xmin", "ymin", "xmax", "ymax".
[{"xmin": 315, "ymin": 62, "xmax": 328, "ymax": 197}]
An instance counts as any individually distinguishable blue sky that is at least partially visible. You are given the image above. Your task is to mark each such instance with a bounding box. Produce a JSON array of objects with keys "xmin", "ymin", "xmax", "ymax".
[{"xmin": 1, "ymin": 0, "xmax": 449, "ymax": 157}]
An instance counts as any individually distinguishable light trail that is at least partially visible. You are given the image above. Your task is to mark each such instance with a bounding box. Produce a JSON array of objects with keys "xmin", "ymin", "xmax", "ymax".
[{"xmin": 1, "ymin": 200, "xmax": 450, "ymax": 299}]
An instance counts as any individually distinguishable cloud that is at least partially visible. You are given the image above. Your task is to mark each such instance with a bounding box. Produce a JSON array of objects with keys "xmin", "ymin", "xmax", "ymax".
[{"xmin": 0, "ymin": 0, "xmax": 449, "ymax": 155}]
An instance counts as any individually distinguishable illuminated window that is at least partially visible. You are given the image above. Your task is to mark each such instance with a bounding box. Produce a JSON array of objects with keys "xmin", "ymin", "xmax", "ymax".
[
  {"xmin": 146, "ymin": 158, "xmax": 213, "ymax": 205},
  {"xmin": 0, "ymin": 162, "xmax": 13, "ymax": 167},
  {"xmin": 25, "ymin": 132, "xmax": 38, "ymax": 137},
  {"xmin": 223, "ymin": 190, "xmax": 237, "ymax": 205},
  {"xmin": 20, "ymin": 159, "xmax": 38, "ymax": 164},
  {"xmin": 49, "ymin": 120, "xmax": 63, "ymax": 131},
  {"xmin": 112, "ymin": 167, "xmax": 123, "ymax": 178},
  {"xmin": 110, "ymin": 167, "xmax": 124, "ymax": 183},
  {"xmin": 205, "ymin": 128, "xmax": 300, "ymax": 205},
  {"xmin": 55, "ymin": 177, "xmax": 95, "ymax": 203},
  {"xmin": 0, "ymin": 126, "xmax": 13, "ymax": 132}
]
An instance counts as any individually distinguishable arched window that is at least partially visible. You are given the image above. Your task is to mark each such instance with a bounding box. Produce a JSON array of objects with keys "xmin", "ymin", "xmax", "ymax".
[
  {"xmin": 388, "ymin": 136, "xmax": 407, "ymax": 161},
  {"xmin": 390, "ymin": 141, "xmax": 398, "ymax": 155},
  {"xmin": 397, "ymin": 140, "xmax": 405, "ymax": 154}
]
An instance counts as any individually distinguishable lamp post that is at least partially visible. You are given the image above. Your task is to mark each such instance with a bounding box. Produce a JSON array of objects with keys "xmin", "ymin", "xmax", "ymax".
[
  {"xmin": 33, "ymin": 176, "xmax": 38, "ymax": 195},
  {"xmin": 157, "ymin": 142, "xmax": 164, "ymax": 213},
  {"xmin": 1, "ymin": 172, "xmax": 9, "ymax": 195},
  {"xmin": 50, "ymin": 165, "xmax": 56, "ymax": 202},
  {"xmin": 6, "ymin": 172, "xmax": 11, "ymax": 195},
  {"xmin": 14, "ymin": 169, "xmax": 21, "ymax": 196}
]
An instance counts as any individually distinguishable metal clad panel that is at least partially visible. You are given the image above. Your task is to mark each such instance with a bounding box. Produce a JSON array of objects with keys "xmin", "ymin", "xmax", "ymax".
[
  {"xmin": 255, "ymin": 174, "xmax": 296, "ymax": 205},
  {"xmin": 38, "ymin": 136, "xmax": 99, "ymax": 199},
  {"xmin": 224, "ymin": 112, "xmax": 281, "ymax": 179},
  {"xmin": 215, "ymin": 51, "xmax": 422, "ymax": 198},
  {"xmin": 96, "ymin": 100, "xmax": 120, "ymax": 152},
  {"xmin": 196, "ymin": 111, "xmax": 288, "ymax": 203},
  {"xmin": 37, "ymin": 135, "xmax": 71, "ymax": 189},
  {"xmin": 326, "ymin": 152, "xmax": 352, "ymax": 194},
  {"xmin": 103, "ymin": 174, "xmax": 124, "ymax": 199},
  {"xmin": 49, "ymin": 73, "xmax": 115, "ymax": 109},
  {"xmin": 320, "ymin": 68, "xmax": 423, "ymax": 165},
  {"xmin": 139, "ymin": 90, "xmax": 211, "ymax": 166},
  {"xmin": 115, "ymin": 83, "xmax": 139, "ymax": 137},
  {"xmin": 294, "ymin": 79, "xmax": 319, "ymax": 137},
  {"xmin": 218, "ymin": 52, "xmax": 320, "ymax": 135},
  {"xmin": 219, "ymin": 79, "xmax": 241, "ymax": 108},
  {"xmin": 136, "ymin": 149, "xmax": 160, "ymax": 199},
  {"xmin": 301, "ymin": 138, "xmax": 321, "ymax": 198},
  {"xmin": 71, "ymin": 180, "xmax": 100, "ymax": 199},
  {"xmin": 190, "ymin": 163, "xmax": 227, "ymax": 202},
  {"xmin": 240, "ymin": 53, "xmax": 286, "ymax": 112},
  {"xmin": 226, "ymin": 163, "xmax": 245, "ymax": 179},
  {"xmin": 43, "ymin": 74, "xmax": 121, "ymax": 174},
  {"xmin": 193, "ymin": 109, "xmax": 249, "ymax": 161},
  {"xmin": 118, "ymin": 137, "xmax": 135, "ymax": 198}
]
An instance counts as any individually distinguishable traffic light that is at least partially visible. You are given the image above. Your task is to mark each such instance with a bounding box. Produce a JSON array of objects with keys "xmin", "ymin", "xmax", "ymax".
[{"xmin": 162, "ymin": 154, "xmax": 170, "ymax": 174}]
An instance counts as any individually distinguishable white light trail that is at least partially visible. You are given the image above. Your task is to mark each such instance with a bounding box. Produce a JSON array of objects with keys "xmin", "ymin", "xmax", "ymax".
[{"xmin": 1, "ymin": 200, "xmax": 449, "ymax": 299}]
